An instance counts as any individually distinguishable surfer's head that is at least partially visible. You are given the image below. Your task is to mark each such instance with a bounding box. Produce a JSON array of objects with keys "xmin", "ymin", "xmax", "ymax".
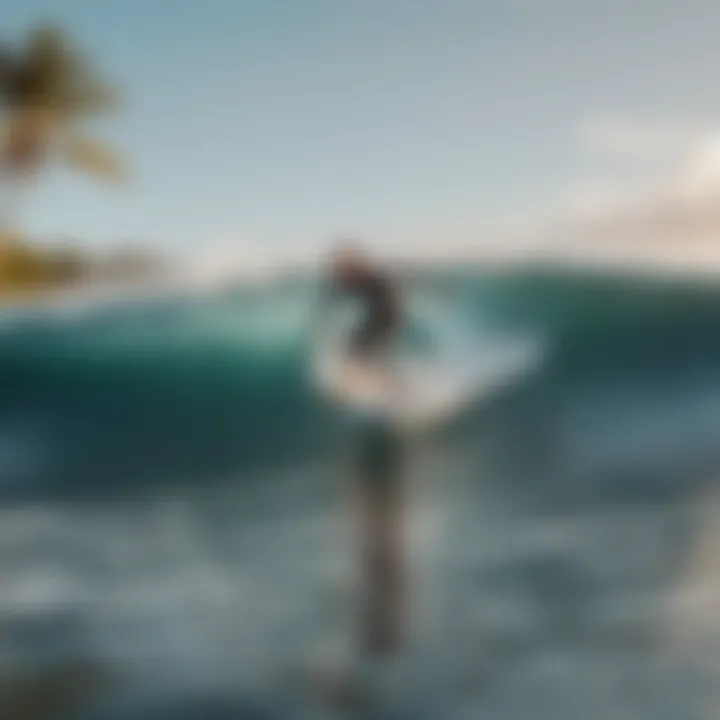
[{"xmin": 329, "ymin": 240, "xmax": 370, "ymax": 282}]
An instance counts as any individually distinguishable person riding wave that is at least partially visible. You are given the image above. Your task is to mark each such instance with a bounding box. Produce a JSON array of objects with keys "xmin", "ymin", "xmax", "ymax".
[{"xmin": 315, "ymin": 241, "xmax": 407, "ymax": 661}]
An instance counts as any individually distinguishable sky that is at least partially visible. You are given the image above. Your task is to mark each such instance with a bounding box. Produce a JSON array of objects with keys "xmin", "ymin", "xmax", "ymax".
[{"xmin": 7, "ymin": 0, "xmax": 720, "ymax": 262}]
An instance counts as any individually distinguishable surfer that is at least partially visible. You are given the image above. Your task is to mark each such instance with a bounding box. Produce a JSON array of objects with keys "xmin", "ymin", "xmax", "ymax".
[{"xmin": 318, "ymin": 242, "xmax": 408, "ymax": 662}]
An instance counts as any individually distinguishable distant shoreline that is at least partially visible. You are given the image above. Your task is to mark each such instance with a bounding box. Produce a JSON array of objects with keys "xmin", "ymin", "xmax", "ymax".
[{"xmin": 1, "ymin": 248, "xmax": 720, "ymax": 314}]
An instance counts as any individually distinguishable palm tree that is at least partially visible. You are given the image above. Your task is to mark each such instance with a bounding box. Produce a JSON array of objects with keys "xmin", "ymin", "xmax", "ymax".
[{"xmin": 0, "ymin": 23, "xmax": 124, "ymax": 238}]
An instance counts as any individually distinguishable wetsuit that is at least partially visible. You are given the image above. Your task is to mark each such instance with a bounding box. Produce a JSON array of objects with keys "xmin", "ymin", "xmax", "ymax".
[{"xmin": 329, "ymin": 269, "xmax": 402, "ymax": 358}]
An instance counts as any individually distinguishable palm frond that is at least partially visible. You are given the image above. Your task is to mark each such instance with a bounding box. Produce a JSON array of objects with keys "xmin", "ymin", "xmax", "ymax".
[
  {"xmin": 0, "ymin": 42, "xmax": 15, "ymax": 105},
  {"xmin": 0, "ymin": 109, "xmax": 54, "ymax": 174},
  {"xmin": 7, "ymin": 24, "xmax": 117, "ymax": 116},
  {"xmin": 2, "ymin": 24, "xmax": 125, "ymax": 191},
  {"xmin": 14, "ymin": 24, "xmax": 71, "ymax": 106},
  {"xmin": 65, "ymin": 78, "xmax": 119, "ymax": 114},
  {"xmin": 63, "ymin": 134, "xmax": 124, "ymax": 181}
]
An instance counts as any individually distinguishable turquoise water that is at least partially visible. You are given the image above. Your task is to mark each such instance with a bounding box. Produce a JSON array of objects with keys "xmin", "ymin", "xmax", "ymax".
[{"xmin": 2, "ymin": 268, "xmax": 720, "ymax": 718}]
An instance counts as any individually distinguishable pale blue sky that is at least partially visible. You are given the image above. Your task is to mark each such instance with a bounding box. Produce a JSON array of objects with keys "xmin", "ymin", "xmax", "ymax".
[{"xmin": 6, "ymin": 0, "xmax": 720, "ymax": 254}]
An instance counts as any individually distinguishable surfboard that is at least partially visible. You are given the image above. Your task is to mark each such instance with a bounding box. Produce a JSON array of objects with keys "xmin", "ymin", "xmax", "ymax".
[{"xmin": 313, "ymin": 300, "xmax": 542, "ymax": 431}]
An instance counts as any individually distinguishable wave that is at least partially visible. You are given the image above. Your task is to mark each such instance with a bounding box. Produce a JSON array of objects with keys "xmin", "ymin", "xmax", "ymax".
[{"xmin": 0, "ymin": 266, "xmax": 719, "ymax": 500}]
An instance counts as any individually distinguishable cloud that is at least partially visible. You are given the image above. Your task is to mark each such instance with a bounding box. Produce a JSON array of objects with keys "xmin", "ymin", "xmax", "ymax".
[
  {"xmin": 556, "ymin": 116, "xmax": 710, "ymax": 238},
  {"xmin": 545, "ymin": 129, "xmax": 720, "ymax": 265},
  {"xmin": 577, "ymin": 117, "xmax": 703, "ymax": 160}
]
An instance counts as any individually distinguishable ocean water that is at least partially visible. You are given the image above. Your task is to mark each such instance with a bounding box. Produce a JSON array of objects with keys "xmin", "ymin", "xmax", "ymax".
[{"xmin": 2, "ymin": 267, "xmax": 720, "ymax": 718}]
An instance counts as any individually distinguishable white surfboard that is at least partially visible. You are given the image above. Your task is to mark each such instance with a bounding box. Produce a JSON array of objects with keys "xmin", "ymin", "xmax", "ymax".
[{"xmin": 313, "ymin": 302, "xmax": 543, "ymax": 432}]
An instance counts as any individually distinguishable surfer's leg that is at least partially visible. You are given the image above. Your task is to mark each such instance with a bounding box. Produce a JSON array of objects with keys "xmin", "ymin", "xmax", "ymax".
[
  {"xmin": 364, "ymin": 486, "xmax": 404, "ymax": 655},
  {"xmin": 354, "ymin": 427, "xmax": 405, "ymax": 657}
]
